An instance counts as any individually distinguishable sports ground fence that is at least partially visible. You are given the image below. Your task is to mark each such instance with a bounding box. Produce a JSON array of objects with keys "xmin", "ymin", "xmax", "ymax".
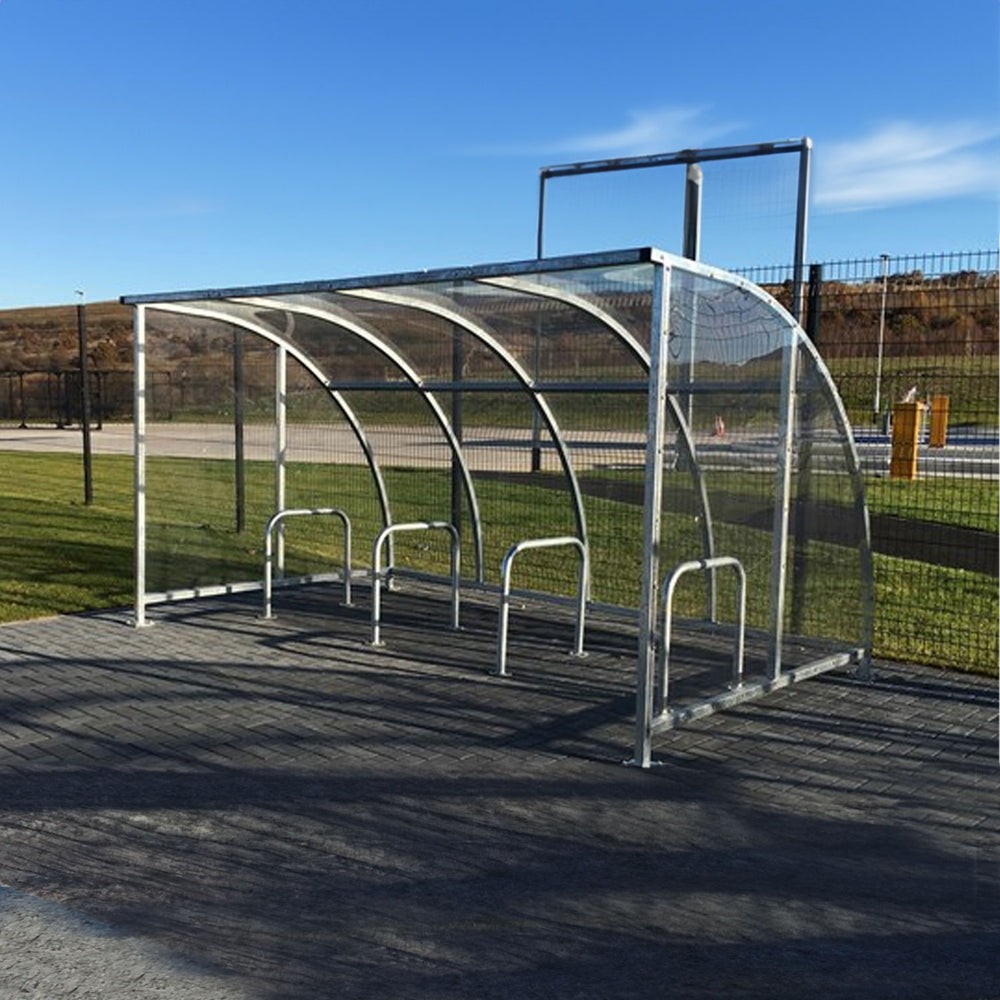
[{"xmin": 1, "ymin": 250, "xmax": 997, "ymax": 672}]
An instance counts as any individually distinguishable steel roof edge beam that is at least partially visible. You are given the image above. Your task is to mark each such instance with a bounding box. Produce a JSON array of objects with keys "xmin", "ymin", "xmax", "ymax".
[
  {"xmin": 236, "ymin": 295, "xmax": 485, "ymax": 583},
  {"xmin": 120, "ymin": 249, "xmax": 659, "ymax": 306},
  {"xmin": 120, "ymin": 246, "xmax": 780, "ymax": 308},
  {"xmin": 146, "ymin": 301, "xmax": 395, "ymax": 556}
]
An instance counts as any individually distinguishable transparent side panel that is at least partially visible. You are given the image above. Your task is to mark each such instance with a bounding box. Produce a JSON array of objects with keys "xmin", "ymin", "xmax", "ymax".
[
  {"xmin": 279, "ymin": 361, "xmax": 384, "ymax": 581},
  {"xmin": 517, "ymin": 262, "xmax": 656, "ymax": 358},
  {"xmin": 782, "ymin": 338, "xmax": 868, "ymax": 654},
  {"xmin": 659, "ymin": 268, "xmax": 787, "ymax": 648},
  {"xmin": 459, "ymin": 388, "xmax": 580, "ymax": 593},
  {"xmin": 467, "ymin": 265, "xmax": 654, "ymax": 605},
  {"xmin": 144, "ymin": 313, "xmax": 278, "ymax": 594},
  {"xmin": 649, "ymin": 264, "xmax": 868, "ymax": 684}
]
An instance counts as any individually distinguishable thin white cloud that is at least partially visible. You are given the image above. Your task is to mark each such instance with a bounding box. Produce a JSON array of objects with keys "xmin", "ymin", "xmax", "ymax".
[
  {"xmin": 469, "ymin": 106, "xmax": 741, "ymax": 159},
  {"xmin": 815, "ymin": 121, "xmax": 1000, "ymax": 211},
  {"xmin": 545, "ymin": 106, "xmax": 739, "ymax": 157}
]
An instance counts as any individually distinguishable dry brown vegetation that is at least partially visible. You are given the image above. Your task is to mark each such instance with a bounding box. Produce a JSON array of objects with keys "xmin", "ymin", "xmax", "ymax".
[
  {"xmin": 765, "ymin": 271, "xmax": 999, "ymax": 359},
  {"xmin": 0, "ymin": 300, "xmax": 133, "ymax": 372}
]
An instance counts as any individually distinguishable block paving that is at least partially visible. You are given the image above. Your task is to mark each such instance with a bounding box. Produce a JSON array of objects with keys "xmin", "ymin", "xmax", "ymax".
[{"xmin": 0, "ymin": 583, "xmax": 996, "ymax": 999}]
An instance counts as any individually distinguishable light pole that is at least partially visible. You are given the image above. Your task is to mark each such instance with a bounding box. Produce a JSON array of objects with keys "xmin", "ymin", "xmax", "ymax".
[
  {"xmin": 75, "ymin": 289, "xmax": 93, "ymax": 504},
  {"xmin": 874, "ymin": 253, "xmax": 889, "ymax": 427}
]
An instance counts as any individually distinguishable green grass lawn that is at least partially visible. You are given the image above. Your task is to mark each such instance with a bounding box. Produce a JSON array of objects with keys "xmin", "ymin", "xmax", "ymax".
[
  {"xmin": 864, "ymin": 476, "xmax": 998, "ymax": 532},
  {"xmin": 827, "ymin": 353, "xmax": 999, "ymax": 429},
  {"xmin": 1, "ymin": 450, "xmax": 995, "ymax": 675},
  {"xmin": 0, "ymin": 452, "xmax": 134, "ymax": 620}
]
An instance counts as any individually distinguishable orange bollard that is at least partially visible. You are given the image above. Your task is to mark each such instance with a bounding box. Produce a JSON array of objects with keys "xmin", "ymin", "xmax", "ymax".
[
  {"xmin": 929, "ymin": 395, "xmax": 949, "ymax": 448},
  {"xmin": 890, "ymin": 402, "xmax": 925, "ymax": 480}
]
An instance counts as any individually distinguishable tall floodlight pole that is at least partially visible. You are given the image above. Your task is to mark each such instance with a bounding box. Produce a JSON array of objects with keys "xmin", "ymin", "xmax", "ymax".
[
  {"xmin": 75, "ymin": 290, "xmax": 93, "ymax": 505},
  {"xmin": 874, "ymin": 253, "xmax": 890, "ymax": 424}
]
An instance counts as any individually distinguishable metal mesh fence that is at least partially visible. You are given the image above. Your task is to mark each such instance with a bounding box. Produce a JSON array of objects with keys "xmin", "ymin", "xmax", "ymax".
[
  {"xmin": 4, "ymin": 249, "xmax": 990, "ymax": 674},
  {"xmin": 0, "ymin": 369, "xmax": 136, "ymax": 429},
  {"xmin": 740, "ymin": 250, "xmax": 998, "ymax": 671}
]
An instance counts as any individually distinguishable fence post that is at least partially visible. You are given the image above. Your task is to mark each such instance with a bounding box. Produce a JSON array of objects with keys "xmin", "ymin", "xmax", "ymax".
[{"xmin": 76, "ymin": 297, "xmax": 93, "ymax": 505}]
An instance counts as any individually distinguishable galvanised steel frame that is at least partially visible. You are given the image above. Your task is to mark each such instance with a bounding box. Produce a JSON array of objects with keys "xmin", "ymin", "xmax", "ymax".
[
  {"xmin": 536, "ymin": 138, "xmax": 812, "ymax": 320},
  {"xmin": 124, "ymin": 246, "xmax": 872, "ymax": 763}
]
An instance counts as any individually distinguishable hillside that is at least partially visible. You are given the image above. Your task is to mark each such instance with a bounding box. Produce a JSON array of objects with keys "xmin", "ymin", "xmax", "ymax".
[
  {"xmin": 0, "ymin": 265, "xmax": 996, "ymax": 374},
  {"xmin": 0, "ymin": 300, "xmax": 132, "ymax": 371}
]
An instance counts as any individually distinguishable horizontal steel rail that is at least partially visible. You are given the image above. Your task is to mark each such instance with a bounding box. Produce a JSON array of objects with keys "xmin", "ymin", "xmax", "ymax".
[
  {"xmin": 311, "ymin": 379, "xmax": 784, "ymax": 395},
  {"xmin": 656, "ymin": 556, "xmax": 746, "ymax": 718},
  {"xmin": 653, "ymin": 647, "xmax": 866, "ymax": 731},
  {"xmin": 371, "ymin": 521, "xmax": 460, "ymax": 646},
  {"xmin": 263, "ymin": 507, "xmax": 353, "ymax": 618},
  {"xmin": 539, "ymin": 139, "xmax": 809, "ymax": 181},
  {"xmin": 494, "ymin": 536, "xmax": 589, "ymax": 677}
]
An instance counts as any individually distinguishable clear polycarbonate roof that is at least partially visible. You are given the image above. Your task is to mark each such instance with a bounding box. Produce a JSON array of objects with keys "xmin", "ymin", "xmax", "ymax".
[{"xmin": 125, "ymin": 246, "xmax": 872, "ymax": 686}]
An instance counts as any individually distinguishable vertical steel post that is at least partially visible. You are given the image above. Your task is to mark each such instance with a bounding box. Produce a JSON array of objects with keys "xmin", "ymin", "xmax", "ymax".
[
  {"xmin": 874, "ymin": 253, "xmax": 889, "ymax": 423},
  {"xmin": 679, "ymin": 171, "xmax": 714, "ymax": 618},
  {"xmin": 682, "ymin": 163, "xmax": 702, "ymax": 261},
  {"xmin": 531, "ymin": 171, "xmax": 548, "ymax": 472},
  {"xmin": 790, "ymin": 265, "xmax": 822, "ymax": 635},
  {"xmin": 631, "ymin": 259, "xmax": 671, "ymax": 767},
  {"xmin": 536, "ymin": 171, "xmax": 547, "ymax": 260},
  {"xmin": 791, "ymin": 139, "xmax": 811, "ymax": 322},
  {"xmin": 76, "ymin": 294, "xmax": 93, "ymax": 505},
  {"xmin": 681, "ymin": 163, "xmax": 702, "ymax": 432},
  {"xmin": 233, "ymin": 329, "xmax": 246, "ymax": 534},
  {"xmin": 133, "ymin": 305, "xmax": 148, "ymax": 628},
  {"xmin": 767, "ymin": 324, "xmax": 800, "ymax": 678},
  {"xmin": 275, "ymin": 342, "xmax": 287, "ymax": 576},
  {"xmin": 451, "ymin": 324, "xmax": 464, "ymax": 532}
]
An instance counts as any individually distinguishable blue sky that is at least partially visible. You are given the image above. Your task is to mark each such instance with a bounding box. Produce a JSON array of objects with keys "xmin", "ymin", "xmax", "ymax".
[{"xmin": 1, "ymin": 0, "xmax": 997, "ymax": 307}]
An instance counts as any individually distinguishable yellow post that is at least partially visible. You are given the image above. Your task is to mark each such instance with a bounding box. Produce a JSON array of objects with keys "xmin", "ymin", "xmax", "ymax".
[
  {"xmin": 929, "ymin": 395, "xmax": 949, "ymax": 448},
  {"xmin": 890, "ymin": 402, "xmax": 925, "ymax": 480}
]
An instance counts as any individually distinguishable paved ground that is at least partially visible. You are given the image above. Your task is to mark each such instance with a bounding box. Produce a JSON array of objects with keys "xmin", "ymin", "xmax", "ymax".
[
  {"xmin": 0, "ymin": 584, "xmax": 996, "ymax": 999},
  {"xmin": 3, "ymin": 421, "xmax": 998, "ymax": 478}
]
